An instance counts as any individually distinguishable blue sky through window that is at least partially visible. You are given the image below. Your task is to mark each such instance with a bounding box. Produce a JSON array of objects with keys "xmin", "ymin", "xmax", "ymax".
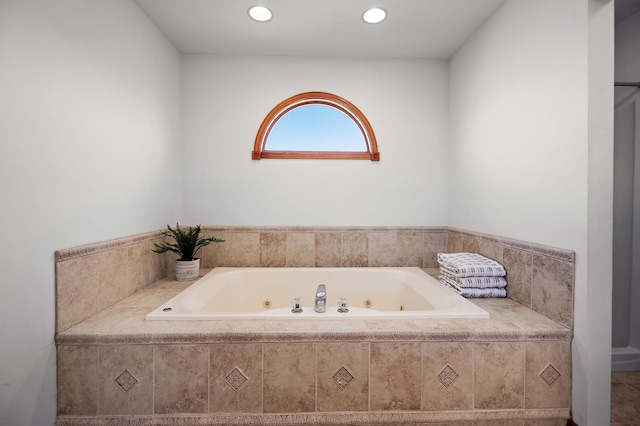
[{"xmin": 266, "ymin": 104, "xmax": 366, "ymax": 152}]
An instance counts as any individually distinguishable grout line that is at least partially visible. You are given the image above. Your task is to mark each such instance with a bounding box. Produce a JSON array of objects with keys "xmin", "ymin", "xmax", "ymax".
[
  {"xmin": 314, "ymin": 342, "xmax": 318, "ymax": 413},
  {"xmin": 152, "ymin": 345, "xmax": 155, "ymax": 415},
  {"xmin": 471, "ymin": 342, "xmax": 475, "ymax": 409},
  {"xmin": 367, "ymin": 341, "xmax": 371, "ymax": 412},
  {"xmin": 261, "ymin": 343, "xmax": 264, "ymax": 413},
  {"xmin": 207, "ymin": 344, "xmax": 210, "ymax": 414},
  {"xmin": 95, "ymin": 346, "xmax": 100, "ymax": 416},
  {"xmin": 523, "ymin": 342, "xmax": 527, "ymax": 409}
]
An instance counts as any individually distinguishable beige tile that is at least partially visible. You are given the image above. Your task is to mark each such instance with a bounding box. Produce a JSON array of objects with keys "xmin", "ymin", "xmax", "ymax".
[
  {"xmin": 98, "ymin": 345, "xmax": 153, "ymax": 415},
  {"xmin": 263, "ymin": 343, "xmax": 316, "ymax": 413},
  {"xmin": 462, "ymin": 236, "xmax": 480, "ymax": 253},
  {"xmin": 315, "ymin": 232, "xmax": 341, "ymax": 267},
  {"xmin": 56, "ymin": 256, "xmax": 100, "ymax": 333},
  {"xmin": 341, "ymin": 233, "xmax": 368, "ymax": 267},
  {"xmin": 286, "ymin": 232, "xmax": 315, "ymax": 267},
  {"xmin": 149, "ymin": 237, "xmax": 170, "ymax": 283},
  {"xmin": 144, "ymin": 239, "xmax": 167, "ymax": 286},
  {"xmin": 475, "ymin": 422, "xmax": 525, "ymax": 426},
  {"xmin": 474, "ymin": 342, "xmax": 524, "ymax": 409},
  {"xmin": 317, "ymin": 342, "xmax": 369, "ymax": 412},
  {"xmin": 230, "ymin": 233, "xmax": 260, "ymax": 267},
  {"xmin": 479, "ymin": 241, "xmax": 504, "ymax": 264},
  {"xmin": 503, "ymin": 248, "xmax": 533, "ymax": 308},
  {"xmin": 525, "ymin": 341, "xmax": 571, "ymax": 409},
  {"xmin": 532, "ymin": 255, "xmax": 573, "ymax": 328},
  {"xmin": 397, "ymin": 231, "xmax": 424, "ymax": 267},
  {"xmin": 368, "ymin": 232, "xmax": 397, "ymax": 267},
  {"xmin": 210, "ymin": 343, "xmax": 262, "ymax": 413},
  {"xmin": 474, "ymin": 299, "xmax": 568, "ymax": 333},
  {"xmin": 422, "ymin": 342, "xmax": 473, "ymax": 411},
  {"xmin": 424, "ymin": 232, "xmax": 447, "ymax": 268},
  {"xmin": 447, "ymin": 232, "xmax": 464, "ymax": 253},
  {"xmin": 370, "ymin": 342, "xmax": 421, "ymax": 410},
  {"xmin": 154, "ymin": 345, "xmax": 209, "ymax": 414},
  {"xmin": 98, "ymin": 247, "xmax": 132, "ymax": 311},
  {"xmin": 57, "ymin": 345, "xmax": 98, "ymax": 415},
  {"xmin": 114, "ymin": 287, "xmax": 182, "ymax": 309},
  {"xmin": 524, "ymin": 421, "xmax": 568, "ymax": 426},
  {"xmin": 165, "ymin": 250, "xmax": 175, "ymax": 278},
  {"xmin": 127, "ymin": 242, "xmax": 153, "ymax": 293},
  {"xmin": 260, "ymin": 233, "xmax": 286, "ymax": 267},
  {"xmin": 199, "ymin": 231, "xmax": 230, "ymax": 268}
]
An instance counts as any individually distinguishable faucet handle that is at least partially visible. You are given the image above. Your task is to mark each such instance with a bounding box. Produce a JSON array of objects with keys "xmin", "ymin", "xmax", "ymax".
[
  {"xmin": 316, "ymin": 284, "xmax": 326, "ymax": 297},
  {"xmin": 291, "ymin": 298, "xmax": 303, "ymax": 313},
  {"xmin": 338, "ymin": 297, "xmax": 349, "ymax": 313}
]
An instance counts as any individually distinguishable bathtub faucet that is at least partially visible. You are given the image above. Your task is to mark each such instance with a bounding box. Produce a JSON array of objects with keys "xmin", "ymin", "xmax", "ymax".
[{"xmin": 315, "ymin": 284, "xmax": 326, "ymax": 313}]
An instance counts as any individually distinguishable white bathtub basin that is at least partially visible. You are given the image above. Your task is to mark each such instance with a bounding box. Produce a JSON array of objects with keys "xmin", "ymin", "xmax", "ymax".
[{"xmin": 145, "ymin": 267, "xmax": 489, "ymax": 320}]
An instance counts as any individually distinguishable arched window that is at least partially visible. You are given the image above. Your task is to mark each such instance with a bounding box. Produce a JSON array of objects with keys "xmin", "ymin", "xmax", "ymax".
[{"xmin": 252, "ymin": 91, "xmax": 380, "ymax": 161}]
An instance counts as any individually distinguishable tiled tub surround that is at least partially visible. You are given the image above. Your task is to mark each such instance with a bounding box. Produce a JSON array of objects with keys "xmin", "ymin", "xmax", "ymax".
[
  {"xmin": 447, "ymin": 228, "xmax": 574, "ymax": 329},
  {"xmin": 56, "ymin": 227, "xmax": 449, "ymax": 332},
  {"xmin": 55, "ymin": 230, "xmax": 173, "ymax": 333},
  {"xmin": 56, "ymin": 274, "xmax": 571, "ymax": 425},
  {"xmin": 55, "ymin": 226, "xmax": 575, "ymax": 425}
]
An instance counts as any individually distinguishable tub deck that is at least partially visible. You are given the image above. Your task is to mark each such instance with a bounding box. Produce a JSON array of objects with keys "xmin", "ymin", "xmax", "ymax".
[
  {"xmin": 56, "ymin": 269, "xmax": 569, "ymax": 344},
  {"xmin": 55, "ymin": 269, "xmax": 572, "ymax": 425}
]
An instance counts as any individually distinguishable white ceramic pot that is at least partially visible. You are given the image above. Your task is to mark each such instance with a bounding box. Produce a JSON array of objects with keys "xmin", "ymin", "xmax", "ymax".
[{"xmin": 175, "ymin": 258, "xmax": 200, "ymax": 281}]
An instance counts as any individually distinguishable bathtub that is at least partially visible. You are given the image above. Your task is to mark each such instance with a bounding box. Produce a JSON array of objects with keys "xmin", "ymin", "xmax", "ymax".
[{"xmin": 145, "ymin": 267, "xmax": 489, "ymax": 320}]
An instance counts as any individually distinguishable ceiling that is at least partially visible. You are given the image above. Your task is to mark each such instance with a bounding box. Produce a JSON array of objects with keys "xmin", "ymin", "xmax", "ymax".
[{"xmin": 133, "ymin": 0, "xmax": 506, "ymax": 59}]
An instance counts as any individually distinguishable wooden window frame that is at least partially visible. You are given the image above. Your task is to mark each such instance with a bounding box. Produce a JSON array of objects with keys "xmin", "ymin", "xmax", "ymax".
[{"xmin": 252, "ymin": 91, "xmax": 380, "ymax": 161}]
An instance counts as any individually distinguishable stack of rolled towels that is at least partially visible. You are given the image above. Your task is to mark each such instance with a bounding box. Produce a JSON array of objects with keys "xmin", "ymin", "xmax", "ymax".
[{"xmin": 437, "ymin": 252, "xmax": 507, "ymax": 298}]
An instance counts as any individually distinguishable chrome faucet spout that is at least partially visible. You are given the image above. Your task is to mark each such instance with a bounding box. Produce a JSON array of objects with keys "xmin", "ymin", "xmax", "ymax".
[{"xmin": 315, "ymin": 284, "xmax": 326, "ymax": 313}]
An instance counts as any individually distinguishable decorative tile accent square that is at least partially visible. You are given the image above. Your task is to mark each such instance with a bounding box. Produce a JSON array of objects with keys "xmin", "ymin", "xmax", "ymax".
[
  {"xmin": 437, "ymin": 364, "xmax": 459, "ymax": 388},
  {"xmin": 115, "ymin": 369, "xmax": 138, "ymax": 393},
  {"xmin": 525, "ymin": 341, "xmax": 570, "ymax": 409},
  {"xmin": 317, "ymin": 342, "xmax": 369, "ymax": 412},
  {"xmin": 210, "ymin": 343, "xmax": 263, "ymax": 413},
  {"xmin": 332, "ymin": 366, "xmax": 355, "ymax": 389},
  {"xmin": 225, "ymin": 367, "xmax": 249, "ymax": 391},
  {"xmin": 99, "ymin": 345, "xmax": 153, "ymax": 415},
  {"xmin": 539, "ymin": 363, "xmax": 561, "ymax": 387},
  {"xmin": 422, "ymin": 342, "xmax": 473, "ymax": 411}
]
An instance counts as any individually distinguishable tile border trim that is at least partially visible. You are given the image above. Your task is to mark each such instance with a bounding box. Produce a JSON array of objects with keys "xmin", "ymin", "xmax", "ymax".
[
  {"xmin": 55, "ymin": 230, "xmax": 164, "ymax": 262},
  {"xmin": 55, "ymin": 328, "xmax": 572, "ymax": 346},
  {"xmin": 56, "ymin": 408, "xmax": 570, "ymax": 425},
  {"xmin": 448, "ymin": 227, "xmax": 575, "ymax": 262},
  {"xmin": 202, "ymin": 225, "xmax": 449, "ymax": 233},
  {"xmin": 54, "ymin": 226, "xmax": 573, "ymax": 263}
]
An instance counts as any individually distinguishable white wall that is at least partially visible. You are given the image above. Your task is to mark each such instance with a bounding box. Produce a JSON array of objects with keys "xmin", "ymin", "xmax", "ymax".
[
  {"xmin": 0, "ymin": 1, "xmax": 182, "ymax": 424},
  {"xmin": 613, "ymin": 9, "xmax": 640, "ymax": 349},
  {"xmin": 181, "ymin": 55, "xmax": 449, "ymax": 226},
  {"xmin": 449, "ymin": 0, "xmax": 613, "ymax": 424}
]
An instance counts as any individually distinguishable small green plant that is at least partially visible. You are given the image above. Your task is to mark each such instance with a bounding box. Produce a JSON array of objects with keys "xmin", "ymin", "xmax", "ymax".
[{"xmin": 152, "ymin": 223, "xmax": 224, "ymax": 261}]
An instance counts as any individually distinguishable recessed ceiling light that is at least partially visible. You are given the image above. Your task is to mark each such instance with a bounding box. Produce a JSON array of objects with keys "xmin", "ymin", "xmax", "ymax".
[
  {"xmin": 363, "ymin": 7, "xmax": 387, "ymax": 24},
  {"xmin": 248, "ymin": 5, "xmax": 272, "ymax": 22}
]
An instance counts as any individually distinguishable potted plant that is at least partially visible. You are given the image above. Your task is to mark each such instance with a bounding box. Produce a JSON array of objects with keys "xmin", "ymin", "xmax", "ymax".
[{"xmin": 152, "ymin": 223, "xmax": 224, "ymax": 281}]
